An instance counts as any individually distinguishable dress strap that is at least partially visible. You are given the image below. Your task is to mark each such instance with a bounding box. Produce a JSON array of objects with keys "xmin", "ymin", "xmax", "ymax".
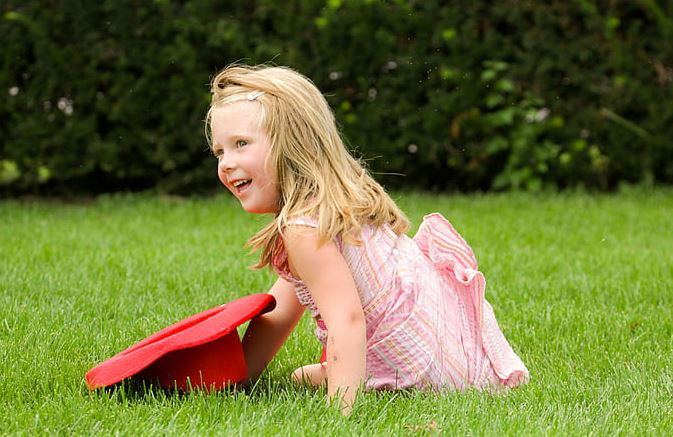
[{"xmin": 286, "ymin": 217, "xmax": 319, "ymax": 228}]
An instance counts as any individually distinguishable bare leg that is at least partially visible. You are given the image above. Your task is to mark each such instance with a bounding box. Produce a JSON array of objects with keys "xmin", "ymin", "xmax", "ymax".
[{"xmin": 291, "ymin": 363, "xmax": 328, "ymax": 387}]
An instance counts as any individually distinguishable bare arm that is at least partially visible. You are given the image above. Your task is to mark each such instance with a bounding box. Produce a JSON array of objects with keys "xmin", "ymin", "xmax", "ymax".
[
  {"xmin": 242, "ymin": 277, "xmax": 305, "ymax": 380},
  {"xmin": 284, "ymin": 226, "xmax": 367, "ymax": 414}
]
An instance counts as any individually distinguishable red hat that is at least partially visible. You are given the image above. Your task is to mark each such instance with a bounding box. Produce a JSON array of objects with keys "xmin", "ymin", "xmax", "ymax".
[{"xmin": 85, "ymin": 293, "xmax": 276, "ymax": 391}]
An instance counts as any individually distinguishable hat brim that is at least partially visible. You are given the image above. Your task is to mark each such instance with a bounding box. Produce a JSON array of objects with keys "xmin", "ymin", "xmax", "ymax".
[{"xmin": 85, "ymin": 293, "xmax": 276, "ymax": 390}]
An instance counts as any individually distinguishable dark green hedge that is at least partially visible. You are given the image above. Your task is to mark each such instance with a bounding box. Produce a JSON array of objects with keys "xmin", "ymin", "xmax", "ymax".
[{"xmin": 2, "ymin": 0, "xmax": 672, "ymax": 195}]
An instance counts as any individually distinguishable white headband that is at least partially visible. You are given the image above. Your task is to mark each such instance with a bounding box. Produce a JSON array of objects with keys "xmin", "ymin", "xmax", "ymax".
[{"xmin": 246, "ymin": 91, "xmax": 265, "ymax": 101}]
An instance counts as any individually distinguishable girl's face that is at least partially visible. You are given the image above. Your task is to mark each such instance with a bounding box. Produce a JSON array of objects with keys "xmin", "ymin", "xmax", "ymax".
[{"xmin": 210, "ymin": 101, "xmax": 280, "ymax": 214}]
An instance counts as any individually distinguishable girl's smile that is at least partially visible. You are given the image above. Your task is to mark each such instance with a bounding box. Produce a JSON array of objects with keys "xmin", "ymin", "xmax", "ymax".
[{"xmin": 210, "ymin": 101, "xmax": 280, "ymax": 214}]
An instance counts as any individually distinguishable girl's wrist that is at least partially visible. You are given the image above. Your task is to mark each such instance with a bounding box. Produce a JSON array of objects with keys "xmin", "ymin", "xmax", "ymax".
[{"xmin": 328, "ymin": 385, "xmax": 359, "ymax": 416}]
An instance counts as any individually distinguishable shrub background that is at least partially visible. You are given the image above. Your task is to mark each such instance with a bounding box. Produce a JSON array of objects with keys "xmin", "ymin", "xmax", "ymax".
[{"xmin": 1, "ymin": 0, "xmax": 672, "ymax": 195}]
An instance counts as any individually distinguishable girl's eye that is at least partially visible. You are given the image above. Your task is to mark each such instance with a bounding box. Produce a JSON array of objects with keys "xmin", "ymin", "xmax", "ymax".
[
  {"xmin": 213, "ymin": 149, "xmax": 224, "ymax": 159},
  {"xmin": 236, "ymin": 140, "xmax": 248, "ymax": 148}
]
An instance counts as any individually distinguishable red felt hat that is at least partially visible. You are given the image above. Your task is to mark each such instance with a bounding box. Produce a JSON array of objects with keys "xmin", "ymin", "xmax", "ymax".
[{"xmin": 85, "ymin": 293, "xmax": 276, "ymax": 391}]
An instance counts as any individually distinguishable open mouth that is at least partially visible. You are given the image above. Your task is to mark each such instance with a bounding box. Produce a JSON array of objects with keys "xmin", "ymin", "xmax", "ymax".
[{"xmin": 232, "ymin": 179, "xmax": 252, "ymax": 193}]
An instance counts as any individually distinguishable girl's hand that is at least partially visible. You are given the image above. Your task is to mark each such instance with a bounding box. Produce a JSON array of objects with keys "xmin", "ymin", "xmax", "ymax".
[{"xmin": 283, "ymin": 225, "xmax": 367, "ymax": 414}]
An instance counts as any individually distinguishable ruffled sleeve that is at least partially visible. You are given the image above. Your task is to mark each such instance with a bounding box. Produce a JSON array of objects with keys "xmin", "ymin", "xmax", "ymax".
[{"xmin": 413, "ymin": 213, "xmax": 529, "ymax": 387}]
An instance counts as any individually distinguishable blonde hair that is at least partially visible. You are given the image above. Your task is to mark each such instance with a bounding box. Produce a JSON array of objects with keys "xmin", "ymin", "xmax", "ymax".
[{"xmin": 207, "ymin": 64, "xmax": 409, "ymax": 269}]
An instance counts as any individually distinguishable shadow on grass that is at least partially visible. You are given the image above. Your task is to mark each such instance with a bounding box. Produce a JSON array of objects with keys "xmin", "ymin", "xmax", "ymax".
[{"xmin": 85, "ymin": 372, "xmax": 323, "ymax": 405}]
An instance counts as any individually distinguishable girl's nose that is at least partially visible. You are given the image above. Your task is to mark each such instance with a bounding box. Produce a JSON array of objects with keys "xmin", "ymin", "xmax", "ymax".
[
  {"xmin": 217, "ymin": 156, "xmax": 235, "ymax": 187},
  {"xmin": 218, "ymin": 154, "xmax": 236, "ymax": 173}
]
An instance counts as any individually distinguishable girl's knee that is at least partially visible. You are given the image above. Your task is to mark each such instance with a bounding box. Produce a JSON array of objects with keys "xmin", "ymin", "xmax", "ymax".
[
  {"xmin": 291, "ymin": 363, "xmax": 327, "ymax": 386},
  {"xmin": 291, "ymin": 366, "xmax": 305, "ymax": 384}
]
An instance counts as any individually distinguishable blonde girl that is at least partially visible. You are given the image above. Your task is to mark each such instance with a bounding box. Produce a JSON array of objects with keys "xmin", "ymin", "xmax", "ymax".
[{"xmin": 207, "ymin": 64, "xmax": 529, "ymax": 413}]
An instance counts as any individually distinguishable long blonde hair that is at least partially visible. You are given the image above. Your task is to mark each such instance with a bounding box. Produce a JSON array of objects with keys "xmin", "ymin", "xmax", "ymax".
[{"xmin": 207, "ymin": 64, "xmax": 409, "ymax": 269}]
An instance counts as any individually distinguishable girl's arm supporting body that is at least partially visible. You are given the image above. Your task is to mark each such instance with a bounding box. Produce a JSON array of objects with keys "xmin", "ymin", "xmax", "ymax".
[
  {"xmin": 242, "ymin": 277, "xmax": 305, "ymax": 380},
  {"xmin": 283, "ymin": 225, "xmax": 367, "ymax": 413}
]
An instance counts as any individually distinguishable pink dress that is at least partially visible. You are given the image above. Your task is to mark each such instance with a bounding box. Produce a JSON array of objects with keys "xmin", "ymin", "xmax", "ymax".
[{"xmin": 271, "ymin": 213, "xmax": 529, "ymax": 391}]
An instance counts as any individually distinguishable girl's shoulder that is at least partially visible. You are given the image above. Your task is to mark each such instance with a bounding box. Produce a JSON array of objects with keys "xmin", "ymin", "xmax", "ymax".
[{"xmin": 271, "ymin": 216, "xmax": 322, "ymax": 283}]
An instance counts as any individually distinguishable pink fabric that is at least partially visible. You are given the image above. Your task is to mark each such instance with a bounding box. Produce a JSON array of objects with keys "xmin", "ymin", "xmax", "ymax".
[{"xmin": 272, "ymin": 213, "xmax": 529, "ymax": 391}]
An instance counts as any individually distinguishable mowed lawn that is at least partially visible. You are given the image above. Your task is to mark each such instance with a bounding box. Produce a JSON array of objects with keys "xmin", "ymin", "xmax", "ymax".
[{"xmin": 1, "ymin": 190, "xmax": 672, "ymax": 435}]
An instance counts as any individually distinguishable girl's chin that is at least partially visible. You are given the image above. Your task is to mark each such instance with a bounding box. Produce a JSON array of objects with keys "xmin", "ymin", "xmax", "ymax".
[
  {"xmin": 241, "ymin": 202, "xmax": 278, "ymax": 215},
  {"xmin": 239, "ymin": 201, "xmax": 277, "ymax": 215}
]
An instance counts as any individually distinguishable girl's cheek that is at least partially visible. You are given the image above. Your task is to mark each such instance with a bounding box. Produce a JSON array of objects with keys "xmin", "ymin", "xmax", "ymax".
[
  {"xmin": 217, "ymin": 167, "xmax": 228, "ymax": 187},
  {"xmin": 266, "ymin": 163, "xmax": 279, "ymax": 185}
]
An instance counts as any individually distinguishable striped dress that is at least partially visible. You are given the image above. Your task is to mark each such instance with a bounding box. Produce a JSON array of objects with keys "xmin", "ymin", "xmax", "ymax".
[{"xmin": 271, "ymin": 213, "xmax": 529, "ymax": 391}]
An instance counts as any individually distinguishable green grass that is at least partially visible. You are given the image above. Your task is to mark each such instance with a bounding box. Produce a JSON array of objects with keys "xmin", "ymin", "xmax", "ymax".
[{"xmin": 1, "ymin": 190, "xmax": 672, "ymax": 436}]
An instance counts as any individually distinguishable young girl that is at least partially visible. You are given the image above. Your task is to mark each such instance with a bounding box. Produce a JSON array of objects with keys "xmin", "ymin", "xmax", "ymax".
[{"xmin": 207, "ymin": 64, "xmax": 529, "ymax": 412}]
